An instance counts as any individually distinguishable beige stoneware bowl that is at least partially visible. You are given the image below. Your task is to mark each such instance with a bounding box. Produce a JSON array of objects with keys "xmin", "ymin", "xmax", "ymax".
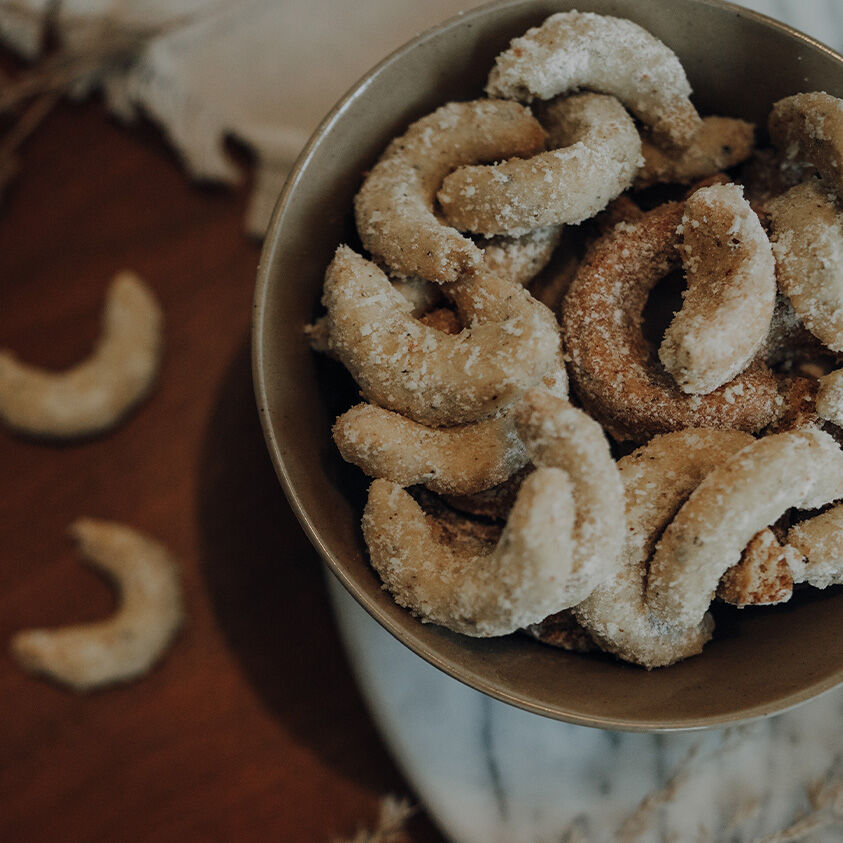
[{"xmin": 253, "ymin": 0, "xmax": 843, "ymax": 730}]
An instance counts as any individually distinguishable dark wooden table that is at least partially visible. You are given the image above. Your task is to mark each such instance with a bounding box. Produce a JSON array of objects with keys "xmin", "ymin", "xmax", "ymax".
[{"xmin": 0, "ymin": 96, "xmax": 444, "ymax": 842}]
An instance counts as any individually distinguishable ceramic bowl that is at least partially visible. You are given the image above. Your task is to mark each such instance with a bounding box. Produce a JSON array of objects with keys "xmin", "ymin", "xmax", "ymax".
[{"xmin": 253, "ymin": 0, "xmax": 843, "ymax": 730}]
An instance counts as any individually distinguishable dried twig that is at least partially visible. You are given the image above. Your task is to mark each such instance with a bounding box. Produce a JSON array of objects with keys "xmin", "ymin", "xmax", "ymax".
[
  {"xmin": 333, "ymin": 795, "xmax": 416, "ymax": 843},
  {"xmin": 0, "ymin": 89, "xmax": 59, "ymax": 157},
  {"xmin": 0, "ymin": 2, "xmax": 228, "ymax": 198},
  {"xmin": 0, "ymin": 0, "xmax": 241, "ymax": 113},
  {"xmin": 752, "ymin": 776, "xmax": 843, "ymax": 843},
  {"xmin": 0, "ymin": 18, "xmax": 184, "ymax": 113}
]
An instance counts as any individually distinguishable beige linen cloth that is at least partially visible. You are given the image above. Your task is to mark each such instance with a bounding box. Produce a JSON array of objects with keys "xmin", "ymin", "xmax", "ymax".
[{"xmin": 0, "ymin": 0, "xmax": 839, "ymax": 235}]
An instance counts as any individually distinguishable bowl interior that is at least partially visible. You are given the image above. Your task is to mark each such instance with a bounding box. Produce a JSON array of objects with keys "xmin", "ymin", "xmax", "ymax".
[{"xmin": 254, "ymin": 0, "xmax": 843, "ymax": 730}]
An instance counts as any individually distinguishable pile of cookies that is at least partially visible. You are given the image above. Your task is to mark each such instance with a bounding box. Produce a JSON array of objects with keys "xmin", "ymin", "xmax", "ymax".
[{"xmin": 308, "ymin": 11, "xmax": 843, "ymax": 668}]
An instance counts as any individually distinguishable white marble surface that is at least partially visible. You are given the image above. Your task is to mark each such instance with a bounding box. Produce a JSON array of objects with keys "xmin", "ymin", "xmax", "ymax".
[{"xmin": 328, "ymin": 574, "xmax": 843, "ymax": 843}]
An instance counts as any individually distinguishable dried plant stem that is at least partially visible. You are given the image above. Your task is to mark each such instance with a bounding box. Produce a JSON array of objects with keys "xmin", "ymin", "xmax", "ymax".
[
  {"xmin": 0, "ymin": 25, "xmax": 160, "ymax": 113},
  {"xmin": 0, "ymin": 0, "xmax": 232, "ymax": 114},
  {"xmin": 0, "ymin": 89, "xmax": 59, "ymax": 158},
  {"xmin": 0, "ymin": 88, "xmax": 60, "ymax": 198},
  {"xmin": 334, "ymin": 795, "xmax": 416, "ymax": 843},
  {"xmin": 752, "ymin": 777, "xmax": 843, "ymax": 843}
]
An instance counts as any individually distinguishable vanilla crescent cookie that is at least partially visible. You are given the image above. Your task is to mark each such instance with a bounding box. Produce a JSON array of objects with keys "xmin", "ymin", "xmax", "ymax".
[
  {"xmin": 769, "ymin": 92, "xmax": 843, "ymax": 198},
  {"xmin": 333, "ymin": 355, "xmax": 567, "ymax": 496},
  {"xmin": 11, "ymin": 519, "xmax": 183, "ymax": 691},
  {"xmin": 511, "ymin": 389, "xmax": 625, "ymax": 607},
  {"xmin": 361, "ymin": 392, "xmax": 624, "ymax": 636},
  {"xmin": 486, "ymin": 11, "xmax": 702, "ymax": 148},
  {"xmin": 659, "ymin": 183, "xmax": 776, "ymax": 394},
  {"xmin": 635, "ymin": 116, "xmax": 756, "ymax": 189},
  {"xmin": 0, "ymin": 272, "xmax": 162, "ymax": 439},
  {"xmin": 363, "ymin": 471, "xmax": 575, "ymax": 637},
  {"xmin": 438, "ymin": 93, "xmax": 642, "ymax": 235},
  {"xmin": 573, "ymin": 429, "xmax": 753, "ymax": 668},
  {"xmin": 354, "ymin": 99, "xmax": 546, "ymax": 284},
  {"xmin": 334, "ymin": 404, "xmax": 527, "ymax": 496},
  {"xmin": 562, "ymin": 201, "xmax": 781, "ymax": 441},
  {"xmin": 767, "ymin": 180, "xmax": 843, "ymax": 352},
  {"xmin": 647, "ymin": 429, "xmax": 843, "ymax": 629},
  {"xmin": 321, "ymin": 246, "xmax": 559, "ymax": 426}
]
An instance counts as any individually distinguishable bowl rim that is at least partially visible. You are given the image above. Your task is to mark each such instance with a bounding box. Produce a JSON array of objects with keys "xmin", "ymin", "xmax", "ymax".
[{"xmin": 253, "ymin": 0, "xmax": 843, "ymax": 732}]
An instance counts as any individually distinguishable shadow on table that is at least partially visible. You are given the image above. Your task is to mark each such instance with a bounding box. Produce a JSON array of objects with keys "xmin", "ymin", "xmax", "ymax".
[{"xmin": 197, "ymin": 337, "xmax": 398, "ymax": 789}]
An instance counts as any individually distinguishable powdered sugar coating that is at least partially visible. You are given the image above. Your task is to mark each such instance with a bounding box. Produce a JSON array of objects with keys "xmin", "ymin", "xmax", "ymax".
[
  {"xmin": 485, "ymin": 11, "xmax": 701, "ymax": 148},
  {"xmin": 322, "ymin": 246, "xmax": 559, "ymax": 426},
  {"xmin": 481, "ymin": 225, "xmax": 563, "ymax": 286},
  {"xmin": 307, "ymin": 273, "xmax": 443, "ymax": 354},
  {"xmin": 438, "ymin": 93, "xmax": 642, "ymax": 235},
  {"xmin": 768, "ymin": 375, "xmax": 820, "ymax": 434},
  {"xmin": 768, "ymin": 180, "xmax": 843, "ymax": 352},
  {"xmin": 574, "ymin": 429, "xmax": 751, "ymax": 668},
  {"xmin": 635, "ymin": 116, "xmax": 756, "ymax": 189},
  {"xmin": 562, "ymin": 202, "xmax": 781, "ymax": 441},
  {"xmin": 659, "ymin": 183, "xmax": 776, "ymax": 394},
  {"xmin": 354, "ymin": 99, "xmax": 546, "ymax": 284},
  {"xmin": 769, "ymin": 92, "xmax": 843, "ymax": 198},
  {"xmin": 647, "ymin": 429, "xmax": 843, "ymax": 628},
  {"xmin": 389, "ymin": 275, "xmax": 443, "ymax": 317},
  {"xmin": 361, "ymin": 393, "xmax": 623, "ymax": 636}
]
